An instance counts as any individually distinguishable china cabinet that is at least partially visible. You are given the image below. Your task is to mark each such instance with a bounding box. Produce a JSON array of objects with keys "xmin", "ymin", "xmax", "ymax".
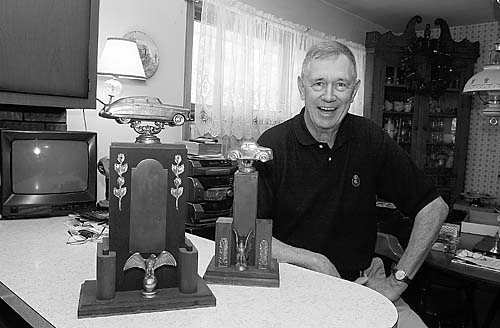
[{"xmin": 364, "ymin": 16, "xmax": 480, "ymax": 205}]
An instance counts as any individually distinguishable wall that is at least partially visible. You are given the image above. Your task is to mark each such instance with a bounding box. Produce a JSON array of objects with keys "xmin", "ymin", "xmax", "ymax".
[
  {"xmin": 454, "ymin": 22, "xmax": 500, "ymax": 201},
  {"xmin": 239, "ymin": 0, "xmax": 385, "ymax": 44},
  {"xmin": 0, "ymin": 106, "xmax": 66, "ymax": 131},
  {"xmin": 67, "ymin": 0, "xmax": 188, "ymax": 201}
]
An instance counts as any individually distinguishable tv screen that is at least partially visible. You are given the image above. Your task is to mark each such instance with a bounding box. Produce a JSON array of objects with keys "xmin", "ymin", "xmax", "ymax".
[
  {"xmin": 12, "ymin": 140, "xmax": 89, "ymax": 194},
  {"xmin": 1, "ymin": 130, "xmax": 97, "ymax": 219},
  {"xmin": 0, "ymin": 0, "xmax": 99, "ymax": 109}
]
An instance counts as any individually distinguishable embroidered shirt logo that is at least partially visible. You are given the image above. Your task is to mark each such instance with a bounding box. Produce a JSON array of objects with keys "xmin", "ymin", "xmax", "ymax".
[{"xmin": 352, "ymin": 174, "xmax": 360, "ymax": 187}]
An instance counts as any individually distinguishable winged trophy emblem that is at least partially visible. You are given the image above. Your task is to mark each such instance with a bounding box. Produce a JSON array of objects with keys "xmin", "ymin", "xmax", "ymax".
[
  {"xmin": 123, "ymin": 250, "xmax": 177, "ymax": 298},
  {"xmin": 233, "ymin": 228, "xmax": 253, "ymax": 271}
]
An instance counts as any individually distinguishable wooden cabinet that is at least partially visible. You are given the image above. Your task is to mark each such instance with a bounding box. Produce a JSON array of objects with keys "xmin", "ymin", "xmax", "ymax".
[{"xmin": 364, "ymin": 16, "xmax": 480, "ymax": 205}]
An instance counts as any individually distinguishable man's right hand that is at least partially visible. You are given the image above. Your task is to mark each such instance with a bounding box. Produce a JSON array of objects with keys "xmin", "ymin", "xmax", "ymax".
[{"xmin": 272, "ymin": 237, "xmax": 341, "ymax": 278}]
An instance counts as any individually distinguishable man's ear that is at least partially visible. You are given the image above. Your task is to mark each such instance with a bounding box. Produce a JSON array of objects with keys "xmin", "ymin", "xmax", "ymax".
[
  {"xmin": 297, "ymin": 76, "xmax": 305, "ymax": 101},
  {"xmin": 350, "ymin": 79, "xmax": 361, "ymax": 103}
]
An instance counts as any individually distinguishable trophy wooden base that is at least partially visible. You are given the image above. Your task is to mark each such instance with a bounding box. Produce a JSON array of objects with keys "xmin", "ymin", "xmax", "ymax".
[
  {"xmin": 77, "ymin": 276, "xmax": 216, "ymax": 318},
  {"xmin": 203, "ymin": 256, "xmax": 280, "ymax": 287}
]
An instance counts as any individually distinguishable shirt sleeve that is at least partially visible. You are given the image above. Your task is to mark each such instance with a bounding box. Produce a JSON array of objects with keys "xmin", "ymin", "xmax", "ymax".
[{"xmin": 375, "ymin": 132, "xmax": 440, "ymax": 219}]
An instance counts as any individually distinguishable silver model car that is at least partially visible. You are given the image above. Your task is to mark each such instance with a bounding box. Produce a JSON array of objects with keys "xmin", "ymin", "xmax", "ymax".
[
  {"xmin": 99, "ymin": 96, "xmax": 192, "ymax": 126},
  {"xmin": 226, "ymin": 141, "xmax": 273, "ymax": 162}
]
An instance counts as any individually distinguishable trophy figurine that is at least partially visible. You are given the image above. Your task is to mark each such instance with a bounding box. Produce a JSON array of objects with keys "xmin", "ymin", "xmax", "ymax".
[
  {"xmin": 123, "ymin": 251, "xmax": 177, "ymax": 298},
  {"xmin": 203, "ymin": 142, "xmax": 280, "ymax": 287},
  {"xmin": 233, "ymin": 228, "xmax": 253, "ymax": 271}
]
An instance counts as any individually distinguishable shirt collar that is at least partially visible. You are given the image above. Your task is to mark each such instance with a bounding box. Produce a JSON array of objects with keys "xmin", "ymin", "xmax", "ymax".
[{"xmin": 292, "ymin": 107, "xmax": 355, "ymax": 147}]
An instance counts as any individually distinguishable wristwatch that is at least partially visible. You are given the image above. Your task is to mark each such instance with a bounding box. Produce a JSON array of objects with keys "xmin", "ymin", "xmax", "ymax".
[{"xmin": 391, "ymin": 267, "xmax": 412, "ymax": 284}]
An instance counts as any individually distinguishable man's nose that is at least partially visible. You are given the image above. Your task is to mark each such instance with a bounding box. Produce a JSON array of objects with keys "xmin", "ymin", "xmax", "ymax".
[{"xmin": 321, "ymin": 84, "xmax": 337, "ymax": 102}]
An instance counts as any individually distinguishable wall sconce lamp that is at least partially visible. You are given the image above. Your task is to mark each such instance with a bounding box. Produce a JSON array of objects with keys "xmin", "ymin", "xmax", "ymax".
[
  {"xmin": 463, "ymin": 42, "xmax": 500, "ymax": 125},
  {"xmin": 97, "ymin": 37, "xmax": 146, "ymax": 106}
]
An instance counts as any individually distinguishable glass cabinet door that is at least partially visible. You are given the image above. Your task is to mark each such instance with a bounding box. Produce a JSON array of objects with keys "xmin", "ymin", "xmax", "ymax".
[{"xmin": 382, "ymin": 65, "xmax": 415, "ymax": 156}]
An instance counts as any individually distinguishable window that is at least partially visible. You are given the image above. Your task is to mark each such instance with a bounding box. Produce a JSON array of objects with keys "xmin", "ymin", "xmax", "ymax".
[{"xmin": 189, "ymin": 0, "xmax": 365, "ymax": 145}]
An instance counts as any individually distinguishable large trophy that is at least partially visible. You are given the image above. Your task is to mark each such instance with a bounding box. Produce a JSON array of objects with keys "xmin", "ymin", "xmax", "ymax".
[
  {"xmin": 77, "ymin": 141, "xmax": 216, "ymax": 317},
  {"xmin": 203, "ymin": 142, "xmax": 280, "ymax": 287}
]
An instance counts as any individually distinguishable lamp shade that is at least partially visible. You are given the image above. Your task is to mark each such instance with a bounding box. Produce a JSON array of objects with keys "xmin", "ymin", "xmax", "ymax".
[
  {"xmin": 463, "ymin": 64, "xmax": 500, "ymax": 93},
  {"xmin": 97, "ymin": 37, "xmax": 146, "ymax": 80},
  {"xmin": 463, "ymin": 64, "xmax": 500, "ymax": 117}
]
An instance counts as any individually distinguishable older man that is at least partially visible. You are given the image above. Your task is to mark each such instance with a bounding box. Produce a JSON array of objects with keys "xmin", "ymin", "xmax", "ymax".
[{"xmin": 256, "ymin": 40, "xmax": 448, "ymax": 327}]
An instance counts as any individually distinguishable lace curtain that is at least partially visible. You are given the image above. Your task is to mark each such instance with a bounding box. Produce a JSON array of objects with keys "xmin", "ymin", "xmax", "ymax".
[{"xmin": 191, "ymin": 0, "xmax": 366, "ymax": 145}]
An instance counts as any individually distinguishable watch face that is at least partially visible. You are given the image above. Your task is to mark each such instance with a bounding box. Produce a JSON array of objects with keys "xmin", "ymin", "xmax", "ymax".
[{"xmin": 395, "ymin": 270, "xmax": 406, "ymax": 281}]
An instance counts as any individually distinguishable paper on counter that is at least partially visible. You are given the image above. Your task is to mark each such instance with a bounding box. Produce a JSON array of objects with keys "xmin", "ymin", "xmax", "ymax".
[{"xmin": 453, "ymin": 249, "xmax": 500, "ymax": 272}]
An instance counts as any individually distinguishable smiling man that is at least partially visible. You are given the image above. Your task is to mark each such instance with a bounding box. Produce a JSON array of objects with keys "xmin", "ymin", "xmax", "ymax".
[{"xmin": 256, "ymin": 41, "xmax": 448, "ymax": 327}]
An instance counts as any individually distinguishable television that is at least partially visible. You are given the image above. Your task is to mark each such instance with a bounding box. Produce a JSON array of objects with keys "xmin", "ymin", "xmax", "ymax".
[
  {"xmin": 0, "ymin": 130, "xmax": 97, "ymax": 219},
  {"xmin": 0, "ymin": 0, "xmax": 99, "ymax": 109}
]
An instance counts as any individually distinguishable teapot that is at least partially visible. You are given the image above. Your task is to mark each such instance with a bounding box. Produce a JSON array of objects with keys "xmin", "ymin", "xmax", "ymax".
[
  {"xmin": 383, "ymin": 118, "xmax": 397, "ymax": 139},
  {"xmin": 384, "ymin": 100, "xmax": 393, "ymax": 111},
  {"xmin": 404, "ymin": 97, "xmax": 414, "ymax": 113},
  {"xmin": 393, "ymin": 101, "xmax": 404, "ymax": 112}
]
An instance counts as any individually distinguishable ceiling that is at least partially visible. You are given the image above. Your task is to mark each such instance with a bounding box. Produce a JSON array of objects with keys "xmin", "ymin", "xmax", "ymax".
[{"xmin": 321, "ymin": 0, "xmax": 500, "ymax": 33}]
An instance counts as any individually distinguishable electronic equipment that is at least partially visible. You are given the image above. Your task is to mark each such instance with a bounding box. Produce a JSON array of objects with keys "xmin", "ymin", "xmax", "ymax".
[
  {"xmin": 187, "ymin": 175, "xmax": 234, "ymax": 202},
  {"xmin": 186, "ymin": 156, "xmax": 236, "ymax": 176},
  {"xmin": 187, "ymin": 200, "xmax": 234, "ymax": 224},
  {"xmin": 72, "ymin": 209, "xmax": 109, "ymax": 223},
  {"xmin": 0, "ymin": 0, "xmax": 98, "ymax": 110},
  {"xmin": 0, "ymin": 130, "xmax": 97, "ymax": 219},
  {"xmin": 186, "ymin": 157, "xmax": 237, "ymax": 224}
]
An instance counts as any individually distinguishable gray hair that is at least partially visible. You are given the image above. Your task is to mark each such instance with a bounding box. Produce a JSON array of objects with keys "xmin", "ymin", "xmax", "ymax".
[{"xmin": 301, "ymin": 41, "xmax": 357, "ymax": 79}]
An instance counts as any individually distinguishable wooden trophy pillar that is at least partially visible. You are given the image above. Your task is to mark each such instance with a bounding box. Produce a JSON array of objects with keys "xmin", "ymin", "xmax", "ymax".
[{"xmin": 204, "ymin": 142, "xmax": 279, "ymax": 287}]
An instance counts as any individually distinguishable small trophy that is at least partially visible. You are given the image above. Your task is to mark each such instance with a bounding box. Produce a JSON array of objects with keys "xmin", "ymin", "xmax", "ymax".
[{"xmin": 203, "ymin": 142, "xmax": 280, "ymax": 287}]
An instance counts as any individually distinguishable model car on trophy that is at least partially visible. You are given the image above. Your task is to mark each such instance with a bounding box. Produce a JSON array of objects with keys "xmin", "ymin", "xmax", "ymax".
[
  {"xmin": 99, "ymin": 96, "xmax": 193, "ymax": 144},
  {"xmin": 100, "ymin": 96, "xmax": 192, "ymax": 126}
]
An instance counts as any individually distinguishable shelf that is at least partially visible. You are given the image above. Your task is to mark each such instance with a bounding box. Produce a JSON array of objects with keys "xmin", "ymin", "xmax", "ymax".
[
  {"xmin": 383, "ymin": 111, "xmax": 413, "ymax": 116},
  {"xmin": 426, "ymin": 142, "xmax": 455, "ymax": 146},
  {"xmin": 385, "ymin": 83, "xmax": 408, "ymax": 89},
  {"xmin": 424, "ymin": 167, "xmax": 455, "ymax": 175},
  {"xmin": 429, "ymin": 113, "xmax": 457, "ymax": 118}
]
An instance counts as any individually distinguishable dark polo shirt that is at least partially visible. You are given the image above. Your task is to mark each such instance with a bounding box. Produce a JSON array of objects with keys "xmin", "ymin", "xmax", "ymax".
[{"xmin": 256, "ymin": 108, "xmax": 439, "ymax": 281}]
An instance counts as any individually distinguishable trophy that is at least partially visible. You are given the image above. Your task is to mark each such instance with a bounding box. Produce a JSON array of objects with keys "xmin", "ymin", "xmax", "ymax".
[
  {"xmin": 77, "ymin": 142, "xmax": 216, "ymax": 318},
  {"xmin": 203, "ymin": 142, "xmax": 280, "ymax": 287},
  {"xmin": 473, "ymin": 230, "xmax": 500, "ymax": 258}
]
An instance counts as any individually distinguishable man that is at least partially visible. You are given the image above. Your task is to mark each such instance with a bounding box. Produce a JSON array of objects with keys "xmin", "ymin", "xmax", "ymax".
[{"xmin": 256, "ymin": 40, "xmax": 448, "ymax": 327}]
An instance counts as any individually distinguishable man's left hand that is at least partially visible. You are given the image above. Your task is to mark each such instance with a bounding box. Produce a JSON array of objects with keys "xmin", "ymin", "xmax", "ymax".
[
  {"xmin": 363, "ymin": 275, "xmax": 407, "ymax": 302},
  {"xmin": 353, "ymin": 257, "xmax": 407, "ymax": 302}
]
